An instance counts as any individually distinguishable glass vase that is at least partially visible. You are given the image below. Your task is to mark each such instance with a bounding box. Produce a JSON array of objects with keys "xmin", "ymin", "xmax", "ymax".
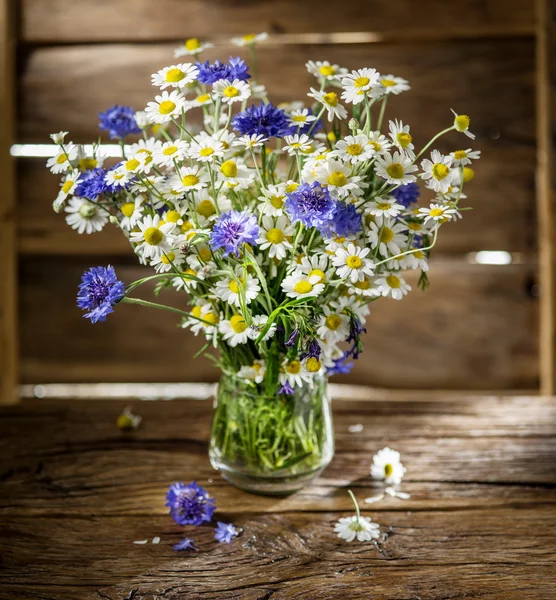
[{"xmin": 209, "ymin": 373, "xmax": 334, "ymax": 495}]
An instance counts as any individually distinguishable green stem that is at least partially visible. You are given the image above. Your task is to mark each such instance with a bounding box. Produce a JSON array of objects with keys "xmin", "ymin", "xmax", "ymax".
[
  {"xmin": 415, "ymin": 126, "xmax": 455, "ymax": 162},
  {"xmin": 347, "ymin": 489, "xmax": 361, "ymax": 524}
]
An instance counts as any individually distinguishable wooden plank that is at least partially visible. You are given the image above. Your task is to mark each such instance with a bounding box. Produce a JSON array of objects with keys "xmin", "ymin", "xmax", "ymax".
[
  {"xmin": 0, "ymin": 0, "xmax": 18, "ymax": 404},
  {"xmin": 20, "ymin": 0, "xmax": 535, "ymax": 43},
  {"xmin": 18, "ymin": 158, "xmax": 535, "ymax": 255},
  {"xmin": 536, "ymin": 0, "xmax": 556, "ymax": 394},
  {"xmin": 17, "ymin": 40, "xmax": 536, "ymax": 160},
  {"xmin": 17, "ymin": 258, "xmax": 538, "ymax": 388}
]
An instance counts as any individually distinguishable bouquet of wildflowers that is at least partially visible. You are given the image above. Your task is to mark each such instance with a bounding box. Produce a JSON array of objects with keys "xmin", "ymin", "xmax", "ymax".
[{"xmin": 47, "ymin": 34, "xmax": 479, "ymax": 484}]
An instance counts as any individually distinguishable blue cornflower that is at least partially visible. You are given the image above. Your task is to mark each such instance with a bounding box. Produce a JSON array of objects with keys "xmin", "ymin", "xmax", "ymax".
[
  {"xmin": 391, "ymin": 182, "xmax": 420, "ymax": 208},
  {"xmin": 77, "ymin": 265, "xmax": 125, "ymax": 324},
  {"xmin": 210, "ymin": 210, "xmax": 259, "ymax": 257},
  {"xmin": 196, "ymin": 59, "xmax": 230, "ymax": 84},
  {"xmin": 278, "ymin": 381, "xmax": 295, "ymax": 396},
  {"xmin": 166, "ymin": 481, "xmax": 216, "ymax": 526},
  {"xmin": 327, "ymin": 355, "xmax": 354, "ymax": 376},
  {"xmin": 214, "ymin": 522, "xmax": 240, "ymax": 544},
  {"xmin": 285, "ymin": 328, "xmax": 299, "ymax": 348},
  {"xmin": 173, "ymin": 537, "xmax": 198, "ymax": 552},
  {"xmin": 75, "ymin": 168, "xmax": 107, "ymax": 200},
  {"xmin": 285, "ymin": 182, "xmax": 336, "ymax": 230},
  {"xmin": 345, "ymin": 316, "xmax": 367, "ymax": 360},
  {"xmin": 320, "ymin": 201, "xmax": 362, "ymax": 238},
  {"xmin": 412, "ymin": 234, "xmax": 424, "ymax": 248},
  {"xmin": 300, "ymin": 339, "xmax": 322, "ymax": 361},
  {"xmin": 98, "ymin": 105, "xmax": 141, "ymax": 140},
  {"xmin": 232, "ymin": 103, "xmax": 292, "ymax": 139},
  {"xmin": 227, "ymin": 57, "xmax": 251, "ymax": 81}
]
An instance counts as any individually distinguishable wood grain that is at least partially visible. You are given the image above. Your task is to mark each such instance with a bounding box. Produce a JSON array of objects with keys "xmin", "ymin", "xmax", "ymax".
[
  {"xmin": 20, "ymin": 0, "xmax": 535, "ymax": 43},
  {"xmin": 0, "ymin": 0, "xmax": 18, "ymax": 404},
  {"xmin": 18, "ymin": 258, "xmax": 538, "ymax": 389},
  {"xmin": 536, "ymin": 0, "xmax": 556, "ymax": 394},
  {"xmin": 0, "ymin": 396, "xmax": 555, "ymax": 599}
]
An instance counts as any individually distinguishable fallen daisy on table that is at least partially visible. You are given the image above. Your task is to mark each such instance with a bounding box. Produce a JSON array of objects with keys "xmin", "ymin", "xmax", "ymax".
[
  {"xmin": 370, "ymin": 446, "xmax": 406, "ymax": 485},
  {"xmin": 334, "ymin": 490, "xmax": 381, "ymax": 542},
  {"xmin": 116, "ymin": 406, "xmax": 142, "ymax": 430}
]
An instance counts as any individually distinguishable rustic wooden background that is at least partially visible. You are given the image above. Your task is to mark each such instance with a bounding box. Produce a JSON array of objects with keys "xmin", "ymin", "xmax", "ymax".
[{"xmin": 4, "ymin": 0, "xmax": 546, "ymax": 392}]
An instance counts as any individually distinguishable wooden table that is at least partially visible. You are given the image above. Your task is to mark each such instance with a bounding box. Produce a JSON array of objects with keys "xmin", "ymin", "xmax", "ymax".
[{"xmin": 1, "ymin": 395, "xmax": 555, "ymax": 599}]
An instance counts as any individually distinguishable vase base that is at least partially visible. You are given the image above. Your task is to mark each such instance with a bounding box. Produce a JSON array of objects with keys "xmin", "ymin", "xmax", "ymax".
[{"xmin": 211, "ymin": 461, "xmax": 326, "ymax": 496}]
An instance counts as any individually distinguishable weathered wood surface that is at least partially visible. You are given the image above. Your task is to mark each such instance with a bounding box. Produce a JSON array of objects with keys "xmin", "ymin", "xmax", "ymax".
[
  {"xmin": 18, "ymin": 258, "xmax": 538, "ymax": 389},
  {"xmin": 0, "ymin": 395, "xmax": 555, "ymax": 599},
  {"xmin": 20, "ymin": 0, "xmax": 535, "ymax": 43}
]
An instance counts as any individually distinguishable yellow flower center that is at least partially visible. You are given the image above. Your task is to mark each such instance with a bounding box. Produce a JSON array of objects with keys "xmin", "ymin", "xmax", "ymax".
[
  {"xmin": 223, "ymin": 85, "xmax": 239, "ymax": 98},
  {"xmin": 325, "ymin": 314, "xmax": 342, "ymax": 330},
  {"xmin": 381, "ymin": 227, "xmax": 394, "ymax": 243},
  {"xmin": 185, "ymin": 38, "xmax": 201, "ymax": 51},
  {"xmin": 125, "ymin": 158, "xmax": 140, "ymax": 171},
  {"xmin": 309, "ymin": 268, "xmax": 326, "ymax": 283},
  {"xmin": 346, "ymin": 143, "xmax": 363, "ymax": 156},
  {"xmin": 323, "ymin": 92, "xmax": 338, "ymax": 107},
  {"xmin": 230, "ymin": 314, "xmax": 247, "ymax": 334},
  {"xmin": 327, "ymin": 131, "xmax": 337, "ymax": 143},
  {"xmin": 305, "ymin": 357, "xmax": 322, "ymax": 373},
  {"xmin": 354, "ymin": 76, "xmax": 370, "ymax": 88},
  {"xmin": 463, "ymin": 167, "xmax": 475, "ymax": 182},
  {"xmin": 354, "ymin": 279, "xmax": 371, "ymax": 290},
  {"xmin": 204, "ymin": 312, "xmax": 219, "ymax": 325},
  {"xmin": 243, "ymin": 33, "xmax": 256, "ymax": 42},
  {"xmin": 158, "ymin": 100, "xmax": 177, "ymax": 114},
  {"xmin": 328, "ymin": 172, "xmax": 347, "ymax": 187},
  {"xmin": 429, "ymin": 208, "xmax": 444, "ymax": 217},
  {"xmin": 432, "ymin": 163, "xmax": 450, "ymax": 180},
  {"xmin": 144, "ymin": 226, "xmax": 163, "ymax": 246},
  {"xmin": 199, "ymin": 247, "xmax": 212, "ymax": 261},
  {"xmin": 294, "ymin": 280, "xmax": 313, "ymax": 294},
  {"xmin": 56, "ymin": 153, "xmax": 68, "ymax": 164},
  {"xmin": 196, "ymin": 94, "xmax": 211, "ymax": 103},
  {"xmin": 79, "ymin": 157, "xmax": 97, "ymax": 171},
  {"xmin": 163, "ymin": 145, "xmax": 178, "ymax": 156},
  {"xmin": 270, "ymin": 195, "xmax": 284, "ymax": 208},
  {"xmin": 384, "ymin": 463, "xmax": 393, "ymax": 477},
  {"xmin": 184, "ymin": 268, "xmax": 196, "ymax": 278},
  {"xmin": 61, "ymin": 179, "xmax": 74, "ymax": 194},
  {"xmin": 292, "ymin": 115, "xmax": 306, "ymax": 123},
  {"xmin": 346, "ymin": 255, "xmax": 363, "ymax": 269},
  {"xmin": 453, "ymin": 150, "xmax": 467, "ymax": 160},
  {"xmin": 286, "ymin": 360, "xmax": 302, "ymax": 374},
  {"xmin": 165, "ymin": 68, "xmax": 185, "ymax": 83},
  {"xmin": 228, "ymin": 280, "xmax": 240, "ymax": 293},
  {"xmin": 455, "ymin": 114, "xmax": 471, "ymax": 131},
  {"xmin": 369, "ymin": 141, "xmax": 381, "ymax": 151},
  {"xmin": 182, "ymin": 174, "xmax": 200, "ymax": 187},
  {"xmin": 267, "ymin": 228, "xmax": 285, "ymax": 244},
  {"xmin": 386, "ymin": 275, "xmax": 401, "ymax": 289},
  {"xmin": 161, "ymin": 251, "xmax": 175, "ymax": 264},
  {"xmin": 220, "ymin": 160, "xmax": 238, "ymax": 178},
  {"xmin": 197, "ymin": 199, "xmax": 216, "ymax": 218},
  {"xmin": 414, "ymin": 250, "xmax": 424, "ymax": 259},
  {"xmin": 192, "ymin": 306, "xmax": 202, "ymax": 318},
  {"xmin": 386, "ymin": 163, "xmax": 404, "ymax": 179},
  {"xmin": 407, "ymin": 221, "xmax": 422, "ymax": 231},
  {"xmin": 381, "ymin": 78, "xmax": 396, "ymax": 87},
  {"xmin": 121, "ymin": 202, "xmax": 135, "ymax": 217},
  {"xmin": 376, "ymin": 201, "xmax": 391, "ymax": 210},
  {"xmin": 396, "ymin": 132, "xmax": 412, "ymax": 148},
  {"xmin": 181, "ymin": 220, "xmax": 194, "ymax": 233},
  {"xmin": 286, "ymin": 182, "xmax": 299, "ymax": 193},
  {"xmin": 166, "ymin": 210, "xmax": 180, "ymax": 223},
  {"xmin": 319, "ymin": 65, "xmax": 336, "ymax": 77},
  {"xmin": 199, "ymin": 147, "xmax": 215, "ymax": 157}
]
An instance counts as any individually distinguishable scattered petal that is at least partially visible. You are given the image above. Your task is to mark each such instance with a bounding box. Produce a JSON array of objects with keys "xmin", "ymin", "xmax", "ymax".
[
  {"xmin": 173, "ymin": 537, "xmax": 198, "ymax": 552},
  {"xmin": 133, "ymin": 539, "xmax": 148, "ymax": 545},
  {"xmin": 364, "ymin": 493, "xmax": 385, "ymax": 504},
  {"xmin": 152, "ymin": 536, "xmax": 161, "ymax": 544},
  {"xmin": 348, "ymin": 423, "xmax": 364, "ymax": 433},
  {"xmin": 215, "ymin": 521, "xmax": 240, "ymax": 543}
]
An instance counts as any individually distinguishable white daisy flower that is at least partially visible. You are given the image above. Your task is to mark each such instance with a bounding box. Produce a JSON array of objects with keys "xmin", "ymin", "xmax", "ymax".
[
  {"xmin": 151, "ymin": 63, "xmax": 199, "ymax": 89},
  {"xmin": 105, "ymin": 166, "xmax": 133, "ymax": 189},
  {"xmin": 388, "ymin": 119, "xmax": 414, "ymax": 153},
  {"xmin": 281, "ymin": 272, "xmax": 325, "ymax": 299},
  {"xmin": 283, "ymin": 133, "xmax": 312, "ymax": 156},
  {"xmin": 367, "ymin": 219, "xmax": 408, "ymax": 256},
  {"xmin": 213, "ymin": 271, "xmax": 261, "ymax": 307},
  {"xmin": 185, "ymin": 302, "xmax": 219, "ymax": 336},
  {"xmin": 317, "ymin": 305, "xmax": 350, "ymax": 344},
  {"xmin": 172, "ymin": 262, "xmax": 203, "ymax": 292},
  {"xmin": 53, "ymin": 171, "xmax": 80, "ymax": 212},
  {"xmin": 216, "ymin": 159, "xmax": 255, "ymax": 190},
  {"xmin": 367, "ymin": 131, "xmax": 392, "ymax": 156},
  {"xmin": 46, "ymin": 143, "xmax": 77, "ymax": 174},
  {"xmin": 334, "ymin": 134, "xmax": 374, "ymax": 164},
  {"xmin": 314, "ymin": 159, "xmax": 365, "ymax": 199},
  {"xmin": 449, "ymin": 148, "xmax": 481, "ymax": 167},
  {"xmin": 257, "ymin": 215, "xmax": 295, "ymax": 260},
  {"xmin": 145, "ymin": 90, "xmax": 186, "ymax": 124},
  {"xmin": 371, "ymin": 447, "xmax": 406, "ymax": 484},
  {"xmin": 50, "ymin": 131, "xmax": 69, "ymax": 144},
  {"xmin": 373, "ymin": 273, "xmax": 411, "ymax": 300},
  {"xmin": 420, "ymin": 150, "xmax": 455, "ymax": 193},
  {"xmin": 340, "ymin": 68, "xmax": 381, "ymax": 105},
  {"xmin": 289, "ymin": 108, "xmax": 317, "ymax": 128},
  {"xmin": 231, "ymin": 32, "xmax": 268, "ymax": 47},
  {"xmin": 219, "ymin": 314, "xmax": 252, "ymax": 347},
  {"xmin": 150, "ymin": 248, "xmax": 185, "ymax": 273},
  {"xmin": 418, "ymin": 202, "xmax": 458, "ymax": 224},
  {"xmin": 379, "ymin": 74, "xmax": 410, "ymax": 95},
  {"xmin": 186, "ymin": 92, "xmax": 214, "ymax": 110},
  {"xmin": 247, "ymin": 315, "xmax": 277, "ymax": 343},
  {"xmin": 393, "ymin": 248, "xmax": 429, "ymax": 272},
  {"xmin": 118, "ymin": 196, "xmax": 145, "ymax": 230},
  {"xmin": 191, "ymin": 191, "xmax": 231, "ymax": 225},
  {"xmin": 238, "ymin": 359, "xmax": 266, "ymax": 384},
  {"xmin": 365, "ymin": 197, "xmax": 404, "ymax": 224},
  {"xmin": 332, "ymin": 243, "xmax": 374, "ymax": 283},
  {"xmin": 347, "ymin": 274, "xmax": 377, "ymax": 297},
  {"xmin": 298, "ymin": 254, "xmax": 331, "ymax": 284},
  {"xmin": 334, "ymin": 515, "xmax": 380, "ymax": 543},
  {"xmin": 213, "ymin": 79, "xmax": 251, "ymax": 104},
  {"xmin": 233, "ymin": 134, "xmax": 268, "ymax": 149},
  {"xmin": 134, "ymin": 111, "xmax": 150, "ymax": 129},
  {"xmin": 65, "ymin": 197, "xmax": 107, "ymax": 234},
  {"xmin": 306, "ymin": 60, "xmax": 348, "ymax": 84},
  {"xmin": 279, "ymin": 358, "xmax": 313, "ymax": 388},
  {"xmin": 174, "ymin": 38, "xmax": 214, "ymax": 57},
  {"xmin": 451, "ymin": 109, "xmax": 475, "ymax": 139},
  {"xmin": 152, "ymin": 140, "xmax": 189, "ymax": 167},
  {"xmin": 308, "ymin": 89, "xmax": 348, "ymax": 121},
  {"xmin": 374, "ymin": 151, "xmax": 418, "ymax": 185},
  {"xmin": 129, "ymin": 214, "xmax": 175, "ymax": 259},
  {"xmin": 258, "ymin": 183, "xmax": 287, "ymax": 217},
  {"xmin": 188, "ymin": 133, "xmax": 225, "ymax": 162},
  {"xmin": 171, "ymin": 166, "xmax": 210, "ymax": 193}
]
